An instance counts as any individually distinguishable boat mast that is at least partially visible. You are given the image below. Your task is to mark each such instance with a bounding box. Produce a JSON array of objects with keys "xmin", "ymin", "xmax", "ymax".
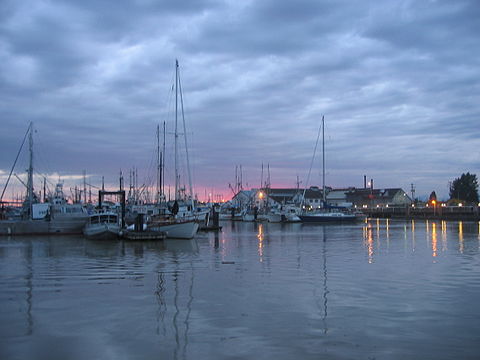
[
  {"xmin": 322, "ymin": 115, "xmax": 326, "ymax": 206},
  {"xmin": 174, "ymin": 59, "xmax": 179, "ymax": 201},
  {"xmin": 178, "ymin": 61, "xmax": 195, "ymax": 212},
  {"xmin": 162, "ymin": 121, "xmax": 166, "ymax": 201},
  {"xmin": 0, "ymin": 122, "xmax": 32, "ymax": 204},
  {"xmin": 27, "ymin": 123, "xmax": 34, "ymax": 219},
  {"xmin": 301, "ymin": 118, "xmax": 322, "ymax": 210},
  {"xmin": 156, "ymin": 124, "xmax": 160, "ymax": 204}
]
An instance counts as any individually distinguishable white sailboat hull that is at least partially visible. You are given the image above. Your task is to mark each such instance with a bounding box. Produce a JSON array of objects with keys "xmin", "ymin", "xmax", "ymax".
[{"xmin": 150, "ymin": 220, "xmax": 199, "ymax": 239}]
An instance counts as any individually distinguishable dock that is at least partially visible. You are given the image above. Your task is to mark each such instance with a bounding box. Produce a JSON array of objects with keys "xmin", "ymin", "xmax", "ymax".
[{"xmin": 363, "ymin": 205, "xmax": 480, "ymax": 221}]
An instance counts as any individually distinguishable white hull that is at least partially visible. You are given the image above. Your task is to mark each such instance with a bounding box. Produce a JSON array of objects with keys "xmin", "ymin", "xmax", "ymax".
[
  {"xmin": 83, "ymin": 223, "xmax": 120, "ymax": 240},
  {"xmin": 150, "ymin": 221, "xmax": 199, "ymax": 239},
  {"xmin": 284, "ymin": 214, "xmax": 301, "ymax": 222},
  {"xmin": 266, "ymin": 213, "xmax": 282, "ymax": 223}
]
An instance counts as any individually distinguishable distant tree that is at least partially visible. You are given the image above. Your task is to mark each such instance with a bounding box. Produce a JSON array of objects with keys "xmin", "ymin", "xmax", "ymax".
[
  {"xmin": 449, "ymin": 173, "xmax": 479, "ymax": 204},
  {"xmin": 429, "ymin": 191, "xmax": 437, "ymax": 201}
]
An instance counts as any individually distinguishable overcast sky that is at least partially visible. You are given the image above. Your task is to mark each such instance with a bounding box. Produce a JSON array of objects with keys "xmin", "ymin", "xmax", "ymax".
[{"xmin": 1, "ymin": 0, "xmax": 479, "ymax": 201}]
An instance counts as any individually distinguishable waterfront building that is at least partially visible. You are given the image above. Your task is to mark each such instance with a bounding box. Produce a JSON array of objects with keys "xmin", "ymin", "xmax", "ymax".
[
  {"xmin": 229, "ymin": 186, "xmax": 412, "ymax": 210},
  {"xmin": 346, "ymin": 188, "xmax": 412, "ymax": 208}
]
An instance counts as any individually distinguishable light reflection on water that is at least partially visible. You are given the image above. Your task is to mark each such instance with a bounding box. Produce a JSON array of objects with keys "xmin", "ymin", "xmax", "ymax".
[{"xmin": 1, "ymin": 219, "xmax": 480, "ymax": 360}]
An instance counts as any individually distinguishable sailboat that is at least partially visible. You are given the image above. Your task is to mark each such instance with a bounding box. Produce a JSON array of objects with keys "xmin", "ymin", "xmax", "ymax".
[
  {"xmin": 148, "ymin": 60, "xmax": 199, "ymax": 239},
  {"xmin": 299, "ymin": 116, "xmax": 356, "ymax": 223}
]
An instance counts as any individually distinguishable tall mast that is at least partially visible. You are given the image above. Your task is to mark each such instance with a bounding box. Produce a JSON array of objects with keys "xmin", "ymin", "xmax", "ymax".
[
  {"xmin": 27, "ymin": 123, "xmax": 34, "ymax": 219},
  {"xmin": 83, "ymin": 170, "xmax": 87, "ymax": 204},
  {"xmin": 162, "ymin": 121, "xmax": 166, "ymax": 200},
  {"xmin": 261, "ymin": 163, "xmax": 264, "ymax": 189},
  {"xmin": 156, "ymin": 124, "xmax": 160, "ymax": 204},
  {"xmin": 322, "ymin": 115, "xmax": 326, "ymax": 205},
  {"xmin": 178, "ymin": 61, "xmax": 195, "ymax": 212},
  {"xmin": 174, "ymin": 59, "xmax": 179, "ymax": 200}
]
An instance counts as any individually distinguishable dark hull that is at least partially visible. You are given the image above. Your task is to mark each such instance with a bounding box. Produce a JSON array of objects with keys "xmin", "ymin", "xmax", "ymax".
[
  {"xmin": 299, "ymin": 214, "xmax": 357, "ymax": 223},
  {"xmin": 0, "ymin": 218, "xmax": 88, "ymax": 236}
]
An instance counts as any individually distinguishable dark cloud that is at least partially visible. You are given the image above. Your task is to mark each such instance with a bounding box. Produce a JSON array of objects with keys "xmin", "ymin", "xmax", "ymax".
[{"xmin": 1, "ymin": 0, "xmax": 479, "ymax": 200}]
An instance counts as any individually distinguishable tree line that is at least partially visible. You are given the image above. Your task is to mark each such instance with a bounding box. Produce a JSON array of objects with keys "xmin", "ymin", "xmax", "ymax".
[{"xmin": 449, "ymin": 172, "xmax": 479, "ymax": 204}]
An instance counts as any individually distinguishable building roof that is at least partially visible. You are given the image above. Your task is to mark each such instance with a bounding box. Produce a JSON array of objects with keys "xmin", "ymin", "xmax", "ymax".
[{"xmin": 346, "ymin": 188, "xmax": 409, "ymax": 202}]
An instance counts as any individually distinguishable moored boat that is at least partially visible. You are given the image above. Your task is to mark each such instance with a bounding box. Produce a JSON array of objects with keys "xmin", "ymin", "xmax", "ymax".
[
  {"xmin": 299, "ymin": 116, "xmax": 357, "ymax": 224},
  {"xmin": 0, "ymin": 124, "xmax": 89, "ymax": 235},
  {"xmin": 148, "ymin": 216, "xmax": 199, "ymax": 239},
  {"xmin": 299, "ymin": 211, "xmax": 356, "ymax": 222},
  {"xmin": 83, "ymin": 211, "xmax": 120, "ymax": 240}
]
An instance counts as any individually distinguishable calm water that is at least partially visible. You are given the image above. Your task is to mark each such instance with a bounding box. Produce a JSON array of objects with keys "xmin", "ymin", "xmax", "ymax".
[{"xmin": 1, "ymin": 219, "xmax": 480, "ymax": 360}]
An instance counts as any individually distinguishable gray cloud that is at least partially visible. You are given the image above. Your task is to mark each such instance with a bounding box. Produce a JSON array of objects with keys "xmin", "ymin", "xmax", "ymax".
[{"xmin": 1, "ymin": 0, "xmax": 479, "ymax": 200}]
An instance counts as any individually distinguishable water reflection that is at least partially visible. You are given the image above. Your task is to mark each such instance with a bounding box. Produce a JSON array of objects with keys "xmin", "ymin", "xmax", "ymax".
[
  {"xmin": 441, "ymin": 220, "xmax": 448, "ymax": 253},
  {"xmin": 362, "ymin": 219, "xmax": 480, "ymax": 262},
  {"xmin": 386, "ymin": 218, "xmax": 390, "ymax": 243},
  {"xmin": 2, "ymin": 223, "xmax": 480, "ymax": 359},
  {"xmin": 214, "ymin": 231, "xmax": 219, "ymax": 249},
  {"xmin": 431, "ymin": 222, "xmax": 437, "ymax": 258},
  {"xmin": 25, "ymin": 240, "xmax": 33, "ymax": 336},
  {"xmin": 458, "ymin": 221, "xmax": 464, "ymax": 254},
  {"xmin": 155, "ymin": 242, "xmax": 196, "ymax": 360},
  {"xmin": 257, "ymin": 223, "xmax": 264, "ymax": 262},
  {"xmin": 411, "ymin": 219, "xmax": 416, "ymax": 252},
  {"xmin": 165, "ymin": 239, "xmax": 199, "ymax": 253},
  {"xmin": 321, "ymin": 228, "xmax": 328, "ymax": 334}
]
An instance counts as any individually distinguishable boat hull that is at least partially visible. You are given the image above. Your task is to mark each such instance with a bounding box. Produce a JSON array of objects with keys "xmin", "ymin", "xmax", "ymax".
[
  {"xmin": 83, "ymin": 224, "xmax": 120, "ymax": 240},
  {"xmin": 266, "ymin": 214, "xmax": 282, "ymax": 223},
  {"xmin": 0, "ymin": 217, "xmax": 89, "ymax": 236},
  {"xmin": 150, "ymin": 221, "xmax": 199, "ymax": 239},
  {"xmin": 299, "ymin": 213, "xmax": 357, "ymax": 223}
]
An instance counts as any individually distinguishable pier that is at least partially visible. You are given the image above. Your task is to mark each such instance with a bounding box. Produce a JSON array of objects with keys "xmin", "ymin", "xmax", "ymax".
[{"xmin": 363, "ymin": 205, "xmax": 480, "ymax": 221}]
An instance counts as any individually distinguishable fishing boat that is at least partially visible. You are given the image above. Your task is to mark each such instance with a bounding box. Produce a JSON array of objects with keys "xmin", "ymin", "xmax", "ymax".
[
  {"xmin": 0, "ymin": 123, "xmax": 89, "ymax": 235},
  {"xmin": 299, "ymin": 116, "xmax": 356, "ymax": 223},
  {"xmin": 83, "ymin": 211, "xmax": 120, "ymax": 240}
]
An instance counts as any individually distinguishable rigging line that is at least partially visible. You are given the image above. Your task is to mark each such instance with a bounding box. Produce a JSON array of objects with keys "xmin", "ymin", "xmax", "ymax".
[
  {"xmin": 13, "ymin": 173, "xmax": 28, "ymax": 189},
  {"xmin": 1, "ymin": 122, "xmax": 32, "ymax": 202},
  {"xmin": 33, "ymin": 170, "xmax": 56, "ymax": 186},
  {"xmin": 176, "ymin": 82, "xmax": 197, "ymax": 194},
  {"xmin": 301, "ymin": 117, "xmax": 323, "ymax": 208},
  {"xmin": 32, "ymin": 134, "xmax": 53, "ymax": 178}
]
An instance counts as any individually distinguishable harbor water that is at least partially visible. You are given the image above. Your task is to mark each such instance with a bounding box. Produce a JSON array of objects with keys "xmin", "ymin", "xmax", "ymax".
[{"xmin": 1, "ymin": 219, "xmax": 479, "ymax": 360}]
